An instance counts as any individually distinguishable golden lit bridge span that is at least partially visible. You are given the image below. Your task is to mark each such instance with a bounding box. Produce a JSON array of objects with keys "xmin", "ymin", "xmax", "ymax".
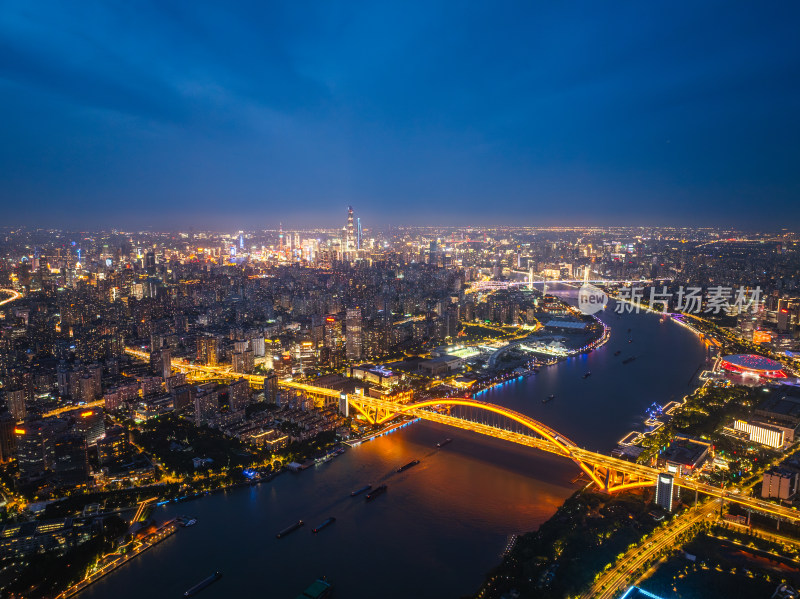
[
  {"xmin": 300, "ymin": 387, "xmax": 654, "ymax": 493},
  {"xmin": 120, "ymin": 347, "xmax": 800, "ymax": 523},
  {"xmin": 279, "ymin": 380, "xmax": 800, "ymax": 522}
]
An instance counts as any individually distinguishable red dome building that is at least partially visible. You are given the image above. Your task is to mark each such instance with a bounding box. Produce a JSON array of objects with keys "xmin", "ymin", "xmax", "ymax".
[{"xmin": 719, "ymin": 354, "xmax": 787, "ymax": 378}]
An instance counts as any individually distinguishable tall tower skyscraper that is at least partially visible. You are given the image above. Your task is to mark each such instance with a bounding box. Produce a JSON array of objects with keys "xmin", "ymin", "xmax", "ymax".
[
  {"xmin": 356, "ymin": 217, "xmax": 362, "ymax": 250},
  {"xmin": 346, "ymin": 206, "xmax": 355, "ymax": 254}
]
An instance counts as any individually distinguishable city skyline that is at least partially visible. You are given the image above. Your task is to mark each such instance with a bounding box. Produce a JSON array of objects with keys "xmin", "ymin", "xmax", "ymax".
[
  {"xmin": 1, "ymin": 223, "xmax": 800, "ymax": 598},
  {"xmin": 3, "ymin": 3, "xmax": 800, "ymax": 598},
  {"xmin": 2, "ymin": 2, "xmax": 799, "ymax": 229}
]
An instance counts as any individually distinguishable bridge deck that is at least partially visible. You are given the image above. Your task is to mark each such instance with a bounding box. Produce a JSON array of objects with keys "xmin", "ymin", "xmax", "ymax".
[{"xmin": 119, "ymin": 351, "xmax": 800, "ymax": 523}]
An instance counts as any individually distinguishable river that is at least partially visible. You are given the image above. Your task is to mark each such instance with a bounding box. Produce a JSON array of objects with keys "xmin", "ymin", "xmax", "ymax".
[{"xmin": 82, "ymin": 297, "xmax": 707, "ymax": 599}]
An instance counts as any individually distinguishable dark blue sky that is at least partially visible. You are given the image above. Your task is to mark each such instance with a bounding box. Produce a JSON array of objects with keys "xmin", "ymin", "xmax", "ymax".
[{"xmin": 1, "ymin": 1, "xmax": 799, "ymax": 229}]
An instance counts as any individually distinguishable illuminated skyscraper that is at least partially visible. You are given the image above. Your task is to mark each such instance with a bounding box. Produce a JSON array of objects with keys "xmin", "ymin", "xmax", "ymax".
[
  {"xmin": 197, "ymin": 336, "xmax": 220, "ymax": 366},
  {"xmin": 97, "ymin": 426, "xmax": 131, "ymax": 466},
  {"xmin": 75, "ymin": 408, "xmax": 105, "ymax": 445},
  {"xmin": 345, "ymin": 206, "xmax": 355, "ymax": 255},
  {"xmin": 263, "ymin": 373, "xmax": 280, "ymax": 405},
  {"xmin": 346, "ymin": 307, "xmax": 363, "ymax": 361},
  {"xmin": 0, "ymin": 412, "xmax": 16, "ymax": 462},
  {"xmin": 5, "ymin": 389, "xmax": 26, "ymax": 421},
  {"xmin": 150, "ymin": 347, "xmax": 171, "ymax": 380},
  {"xmin": 655, "ymin": 473, "xmax": 674, "ymax": 512}
]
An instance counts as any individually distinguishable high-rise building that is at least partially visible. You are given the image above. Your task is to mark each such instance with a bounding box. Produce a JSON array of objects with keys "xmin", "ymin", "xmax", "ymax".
[
  {"xmin": 165, "ymin": 372, "xmax": 186, "ymax": 393},
  {"xmin": 74, "ymin": 408, "xmax": 105, "ymax": 445},
  {"xmin": 16, "ymin": 418, "xmax": 67, "ymax": 483},
  {"xmin": 57, "ymin": 362, "xmax": 70, "ymax": 397},
  {"xmin": 778, "ymin": 306, "xmax": 790, "ymax": 332},
  {"xmin": 196, "ymin": 336, "xmax": 220, "ymax": 366},
  {"xmin": 194, "ymin": 387, "xmax": 219, "ymax": 426},
  {"xmin": 79, "ymin": 375, "xmax": 100, "ymax": 402},
  {"xmin": 274, "ymin": 352, "xmax": 292, "ymax": 378},
  {"xmin": 232, "ymin": 349, "xmax": 254, "ymax": 374},
  {"xmin": 324, "ymin": 315, "xmax": 342, "ymax": 350},
  {"xmin": 150, "ymin": 347, "xmax": 171, "ymax": 380},
  {"xmin": 445, "ymin": 305, "xmax": 459, "ymax": 339},
  {"xmin": 264, "ymin": 374, "xmax": 280, "ymax": 406},
  {"xmin": 345, "ymin": 206, "xmax": 355, "ymax": 255},
  {"xmin": 145, "ymin": 251, "xmax": 156, "ymax": 275},
  {"xmin": 229, "ymin": 378, "xmax": 250, "ymax": 411},
  {"xmin": 5, "ymin": 389, "xmax": 26, "ymax": 421},
  {"xmin": 251, "ymin": 337, "xmax": 266, "ymax": 357},
  {"xmin": 159, "ymin": 348, "xmax": 171, "ymax": 380},
  {"xmin": 51, "ymin": 433, "xmax": 89, "ymax": 487},
  {"xmin": 429, "ymin": 239, "xmax": 440, "ymax": 266},
  {"xmin": 346, "ymin": 307, "xmax": 363, "ymax": 361},
  {"xmin": 171, "ymin": 384, "xmax": 196, "ymax": 413},
  {"xmin": 0, "ymin": 412, "xmax": 16, "ymax": 462},
  {"xmin": 97, "ymin": 426, "xmax": 131, "ymax": 466},
  {"xmin": 655, "ymin": 473, "xmax": 674, "ymax": 512}
]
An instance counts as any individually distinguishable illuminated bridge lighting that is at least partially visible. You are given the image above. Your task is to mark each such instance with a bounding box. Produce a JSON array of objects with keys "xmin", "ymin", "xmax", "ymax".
[{"xmin": 122, "ymin": 347, "xmax": 800, "ymax": 521}]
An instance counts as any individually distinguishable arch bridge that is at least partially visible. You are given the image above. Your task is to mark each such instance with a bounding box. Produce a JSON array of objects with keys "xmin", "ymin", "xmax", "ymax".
[
  {"xmin": 330, "ymin": 389, "xmax": 800, "ymax": 525},
  {"xmin": 120, "ymin": 346, "xmax": 800, "ymax": 521},
  {"xmin": 279, "ymin": 380, "xmax": 655, "ymax": 494}
]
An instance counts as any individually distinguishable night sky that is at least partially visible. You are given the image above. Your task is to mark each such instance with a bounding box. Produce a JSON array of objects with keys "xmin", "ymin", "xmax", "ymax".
[{"xmin": 1, "ymin": 2, "xmax": 799, "ymax": 229}]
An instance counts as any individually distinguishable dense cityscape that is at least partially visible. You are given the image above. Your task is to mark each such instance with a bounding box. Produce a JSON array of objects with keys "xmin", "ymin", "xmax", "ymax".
[
  {"xmin": 2, "ymin": 2, "xmax": 800, "ymax": 598},
  {"xmin": 0, "ymin": 220, "xmax": 799, "ymax": 597}
]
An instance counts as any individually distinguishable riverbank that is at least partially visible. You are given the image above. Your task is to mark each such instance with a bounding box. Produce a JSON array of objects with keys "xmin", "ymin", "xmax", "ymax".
[
  {"xmin": 344, "ymin": 417, "xmax": 419, "ymax": 446},
  {"xmin": 472, "ymin": 316, "xmax": 609, "ymax": 398},
  {"xmin": 469, "ymin": 293, "xmax": 734, "ymax": 598},
  {"xmin": 471, "ymin": 352, "xmax": 797, "ymax": 596},
  {"xmin": 56, "ymin": 521, "xmax": 178, "ymax": 599},
  {"xmin": 472, "ymin": 486, "xmax": 660, "ymax": 599}
]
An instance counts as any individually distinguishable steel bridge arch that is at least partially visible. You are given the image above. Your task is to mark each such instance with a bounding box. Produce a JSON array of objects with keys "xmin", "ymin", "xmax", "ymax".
[
  {"xmin": 380, "ymin": 397, "xmax": 620, "ymax": 489},
  {"xmin": 395, "ymin": 398, "xmax": 576, "ymax": 451}
]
